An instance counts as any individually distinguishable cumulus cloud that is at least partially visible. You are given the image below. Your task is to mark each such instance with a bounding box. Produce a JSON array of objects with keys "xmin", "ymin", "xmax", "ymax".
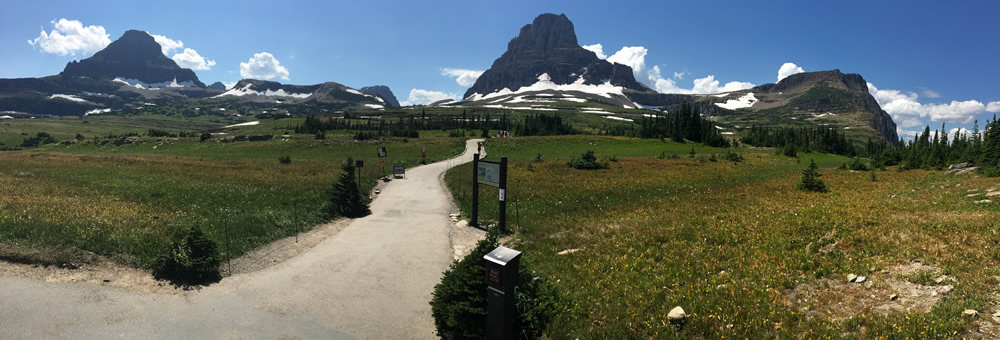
[
  {"xmin": 646, "ymin": 66, "xmax": 754, "ymax": 95},
  {"xmin": 28, "ymin": 18, "xmax": 110, "ymax": 56},
  {"xmin": 441, "ymin": 68, "xmax": 484, "ymax": 87},
  {"xmin": 777, "ymin": 62, "xmax": 805, "ymax": 82},
  {"xmin": 399, "ymin": 89, "xmax": 457, "ymax": 106},
  {"xmin": 240, "ymin": 52, "xmax": 289, "ymax": 80},
  {"xmin": 582, "ymin": 43, "xmax": 606, "ymax": 59},
  {"xmin": 607, "ymin": 46, "xmax": 648, "ymax": 76},
  {"xmin": 171, "ymin": 48, "xmax": 216, "ymax": 70},
  {"xmin": 987, "ymin": 101, "xmax": 1000, "ymax": 112},
  {"xmin": 868, "ymin": 82, "xmax": 992, "ymax": 125},
  {"xmin": 150, "ymin": 34, "xmax": 183, "ymax": 55}
]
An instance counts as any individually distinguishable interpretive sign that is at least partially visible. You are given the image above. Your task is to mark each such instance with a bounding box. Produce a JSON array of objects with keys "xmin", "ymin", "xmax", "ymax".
[
  {"xmin": 477, "ymin": 161, "xmax": 501, "ymax": 187},
  {"xmin": 393, "ymin": 164, "xmax": 405, "ymax": 178},
  {"xmin": 377, "ymin": 147, "xmax": 387, "ymax": 158}
]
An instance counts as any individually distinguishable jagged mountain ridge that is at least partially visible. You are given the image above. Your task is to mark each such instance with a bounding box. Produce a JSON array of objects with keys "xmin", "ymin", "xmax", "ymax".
[{"xmin": 218, "ymin": 79, "xmax": 388, "ymax": 108}]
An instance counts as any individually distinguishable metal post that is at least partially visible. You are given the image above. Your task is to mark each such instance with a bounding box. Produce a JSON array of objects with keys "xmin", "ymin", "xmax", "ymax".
[
  {"xmin": 498, "ymin": 157, "xmax": 507, "ymax": 233},
  {"xmin": 472, "ymin": 153, "xmax": 479, "ymax": 228}
]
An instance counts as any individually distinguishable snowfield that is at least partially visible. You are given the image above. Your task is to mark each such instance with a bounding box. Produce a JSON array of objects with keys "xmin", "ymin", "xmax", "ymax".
[
  {"xmin": 84, "ymin": 108, "xmax": 111, "ymax": 116},
  {"xmin": 114, "ymin": 77, "xmax": 197, "ymax": 90},
  {"xmin": 216, "ymin": 84, "xmax": 311, "ymax": 99},
  {"xmin": 49, "ymin": 94, "xmax": 88, "ymax": 102},
  {"xmin": 465, "ymin": 73, "xmax": 630, "ymax": 104},
  {"xmin": 364, "ymin": 104, "xmax": 385, "ymax": 109},
  {"xmin": 225, "ymin": 121, "xmax": 261, "ymax": 128},
  {"xmin": 714, "ymin": 92, "xmax": 758, "ymax": 110}
]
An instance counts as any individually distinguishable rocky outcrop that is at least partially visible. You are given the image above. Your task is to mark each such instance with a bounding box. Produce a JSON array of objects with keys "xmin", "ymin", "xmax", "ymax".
[
  {"xmin": 208, "ymin": 82, "xmax": 227, "ymax": 90},
  {"xmin": 463, "ymin": 13, "xmax": 647, "ymax": 100},
  {"xmin": 60, "ymin": 30, "xmax": 205, "ymax": 87},
  {"xmin": 360, "ymin": 85, "xmax": 400, "ymax": 107}
]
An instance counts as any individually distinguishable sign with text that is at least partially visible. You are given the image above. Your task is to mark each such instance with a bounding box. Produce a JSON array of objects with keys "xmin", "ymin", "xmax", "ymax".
[
  {"xmin": 393, "ymin": 164, "xmax": 405, "ymax": 176},
  {"xmin": 377, "ymin": 147, "xmax": 387, "ymax": 158},
  {"xmin": 477, "ymin": 161, "xmax": 501, "ymax": 187}
]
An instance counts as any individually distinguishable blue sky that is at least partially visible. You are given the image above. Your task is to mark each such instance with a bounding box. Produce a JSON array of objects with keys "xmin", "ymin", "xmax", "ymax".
[{"xmin": 2, "ymin": 0, "xmax": 998, "ymax": 138}]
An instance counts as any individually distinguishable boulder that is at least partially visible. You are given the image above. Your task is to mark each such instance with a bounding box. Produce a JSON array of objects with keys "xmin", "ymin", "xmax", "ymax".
[{"xmin": 668, "ymin": 306, "xmax": 686, "ymax": 321}]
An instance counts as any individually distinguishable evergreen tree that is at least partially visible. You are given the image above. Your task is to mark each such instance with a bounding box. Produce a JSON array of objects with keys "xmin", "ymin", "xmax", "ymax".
[
  {"xmin": 798, "ymin": 159, "xmax": 829, "ymax": 192},
  {"xmin": 324, "ymin": 157, "xmax": 371, "ymax": 218}
]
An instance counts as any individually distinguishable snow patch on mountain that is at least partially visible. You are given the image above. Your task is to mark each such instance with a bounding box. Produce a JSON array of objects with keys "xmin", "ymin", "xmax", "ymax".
[
  {"xmin": 216, "ymin": 83, "xmax": 311, "ymax": 99},
  {"xmin": 714, "ymin": 92, "xmax": 758, "ymax": 110},
  {"xmin": 465, "ymin": 73, "xmax": 628, "ymax": 103},
  {"xmin": 113, "ymin": 77, "xmax": 197, "ymax": 90},
  {"xmin": 49, "ymin": 94, "xmax": 88, "ymax": 102}
]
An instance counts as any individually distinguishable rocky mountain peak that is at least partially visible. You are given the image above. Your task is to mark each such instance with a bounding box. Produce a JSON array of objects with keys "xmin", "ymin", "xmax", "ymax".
[
  {"xmin": 463, "ymin": 13, "xmax": 648, "ymax": 100},
  {"xmin": 60, "ymin": 29, "xmax": 205, "ymax": 87},
  {"xmin": 360, "ymin": 85, "xmax": 400, "ymax": 108}
]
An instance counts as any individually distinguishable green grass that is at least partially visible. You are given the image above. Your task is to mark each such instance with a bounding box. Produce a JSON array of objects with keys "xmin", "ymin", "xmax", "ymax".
[
  {"xmin": 444, "ymin": 135, "xmax": 997, "ymax": 338},
  {"xmin": 0, "ymin": 122, "xmax": 466, "ymax": 268}
]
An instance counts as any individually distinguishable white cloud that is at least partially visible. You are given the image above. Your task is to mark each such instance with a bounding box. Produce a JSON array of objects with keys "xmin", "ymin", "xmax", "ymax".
[
  {"xmin": 222, "ymin": 81, "xmax": 237, "ymax": 90},
  {"xmin": 777, "ymin": 62, "xmax": 805, "ymax": 82},
  {"xmin": 920, "ymin": 87, "xmax": 942, "ymax": 98},
  {"xmin": 987, "ymin": 101, "xmax": 1000, "ymax": 112},
  {"xmin": 441, "ymin": 68, "xmax": 484, "ymax": 87},
  {"xmin": 673, "ymin": 71, "xmax": 686, "ymax": 80},
  {"xmin": 400, "ymin": 89, "xmax": 457, "ymax": 106},
  {"xmin": 693, "ymin": 75, "xmax": 755, "ymax": 94},
  {"xmin": 868, "ymin": 82, "xmax": 991, "ymax": 125},
  {"xmin": 949, "ymin": 127, "xmax": 971, "ymax": 139},
  {"xmin": 150, "ymin": 34, "xmax": 183, "ymax": 55},
  {"xmin": 647, "ymin": 65, "xmax": 754, "ymax": 95},
  {"xmin": 172, "ymin": 48, "xmax": 216, "ymax": 70},
  {"xmin": 582, "ymin": 43, "xmax": 606, "ymax": 59},
  {"xmin": 240, "ymin": 52, "xmax": 289, "ymax": 80},
  {"xmin": 28, "ymin": 18, "xmax": 110, "ymax": 56},
  {"xmin": 607, "ymin": 46, "xmax": 648, "ymax": 76}
]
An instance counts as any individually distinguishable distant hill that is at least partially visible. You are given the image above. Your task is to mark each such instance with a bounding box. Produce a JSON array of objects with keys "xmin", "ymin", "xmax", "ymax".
[{"xmin": 216, "ymin": 79, "xmax": 387, "ymax": 109}]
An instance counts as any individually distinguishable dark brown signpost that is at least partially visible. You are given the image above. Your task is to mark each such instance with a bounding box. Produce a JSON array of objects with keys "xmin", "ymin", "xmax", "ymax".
[
  {"xmin": 471, "ymin": 154, "xmax": 508, "ymax": 232},
  {"xmin": 484, "ymin": 246, "xmax": 521, "ymax": 340}
]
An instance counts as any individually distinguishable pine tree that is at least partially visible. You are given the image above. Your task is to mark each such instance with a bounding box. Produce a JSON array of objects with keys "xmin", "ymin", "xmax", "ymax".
[
  {"xmin": 798, "ymin": 159, "xmax": 828, "ymax": 192},
  {"xmin": 324, "ymin": 157, "xmax": 371, "ymax": 218}
]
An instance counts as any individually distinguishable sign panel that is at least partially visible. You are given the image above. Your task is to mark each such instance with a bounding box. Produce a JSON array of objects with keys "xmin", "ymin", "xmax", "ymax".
[
  {"xmin": 377, "ymin": 147, "xmax": 387, "ymax": 158},
  {"xmin": 393, "ymin": 164, "xmax": 405, "ymax": 176},
  {"xmin": 477, "ymin": 161, "xmax": 501, "ymax": 187},
  {"xmin": 356, "ymin": 160, "xmax": 364, "ymax": 168}
]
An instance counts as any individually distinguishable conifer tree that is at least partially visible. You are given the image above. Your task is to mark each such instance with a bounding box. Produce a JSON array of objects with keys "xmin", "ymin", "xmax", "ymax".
[
  {"xmin": 798, "ymin": 159, "xmax": 828, "ymax": 192},
  {"xmin": 324, "ymin": 157, "xmax": 371, "ymax": 218}
]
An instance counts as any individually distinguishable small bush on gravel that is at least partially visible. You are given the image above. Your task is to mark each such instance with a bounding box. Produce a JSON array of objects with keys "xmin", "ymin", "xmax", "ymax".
[{"xmin": 152, "ymin": 226, "xmax": 221, "ymax": 286}]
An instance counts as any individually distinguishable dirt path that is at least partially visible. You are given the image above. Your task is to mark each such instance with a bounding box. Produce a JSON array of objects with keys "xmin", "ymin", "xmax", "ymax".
[{"xmin": 0, "ymin": 139, "xmax": 485, "ymax": 339}]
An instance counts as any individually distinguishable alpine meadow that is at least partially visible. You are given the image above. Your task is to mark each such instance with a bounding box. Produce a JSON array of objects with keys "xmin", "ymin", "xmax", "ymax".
[{"xmin": 2, "ymin": 2, "xmax": 999, "ymax": 339}]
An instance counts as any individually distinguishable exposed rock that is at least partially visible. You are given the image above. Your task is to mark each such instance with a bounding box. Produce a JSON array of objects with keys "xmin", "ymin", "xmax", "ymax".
[
  {"xmin": 668, "ymin": 306, "xmax": 686, "ymax": 321},
  {"xmin": 855, "ymin": 276, "xmax": 867, "ymax": 284},
  {"xmin": 945, "ymin": 163, "xmax": 979, "ymax": 175},
  {"xmin": 556, "ymin": 248, "xmax": 581, "ymax": 255},
  {"xmin": 975, "ymin": 199, "xmax": 993, "ymax": 204},
  {"xmin": 61, "ymin": 30, "xmax": 205, "ymax": 87},
  {"xmin": 986, "ymin": 191, "xmax": 1000, "ymax": 197},
  {"xmin": 463, "ymin": 13, "xmax": 648, "ymax": 101},
  {"xmin": 847, "ymin": 274, "xmax": 858, "ymax": 283},
  {"xmin": 964, "ymin": 309, "xmax": 979, "ymax": 317},
  {"xmin": 208, "ymin": 82, "xmax": 227, "ymax": 90},
  {"xmin": 889, "ymin": 294, "xmax": 898, "ymax": 301},
  {"xmin": 360, "ymin": 85, "xmax": 400, "ymax": 108}
]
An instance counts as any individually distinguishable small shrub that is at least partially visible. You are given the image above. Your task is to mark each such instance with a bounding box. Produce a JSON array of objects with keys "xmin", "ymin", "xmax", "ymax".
[
  {"xmin": 798, "ymin": 159, "xmax": 829, "ymax": 192},
  {"xmin": 782, "ymin": 144, "xmax": 798, "ymax": 158},
  {"xmin": 567, "ymin": 150, "xmax": 608, "ymax": 170},
  {"xmin": 315, "ymin": 131, "xmax": 326, "ymax": 140},
  {"xmin": 722, "ymin": 151, "xmax": 744, "ymax": 163},
  {"xmin": 709, "ymin": 154, "xmax": 718, "ymax": 162},
  {"xmin": 609, "ymin": 154, "xmax": 618, "ymax": 162},
  {"xmin": 199, "ymin": 132, "xmax": 211, "ymax": 142},
  {"xmin": 430, "ymin": 229, "xmax": 559, "ymax": 339},
  {"xmin": 278, "ymin": 155, "xmax": 292, "ymax": 164},
  {"xmin": 688, "ymin": 147, "xmax": 696, "ymax": 158},
  {"xmin": 20, "ymin": 132, "xmax": 57, "ymax": 148},
  {"xmin": 847, "ymin": 158, "xmax": 869, "ymax": 171},
  {"xmin": 152, "ymin": 226, "xmax": 222, "ymax": 286},
  {"xmin": 534, "ymin": 153, "xmax": 543, "ymax": 163}
]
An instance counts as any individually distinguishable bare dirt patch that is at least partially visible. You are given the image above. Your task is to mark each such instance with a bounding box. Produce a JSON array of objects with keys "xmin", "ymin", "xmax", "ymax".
[{"xmin": 785, "ymin": 262, "xmax": 955, "ymax": 322}]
